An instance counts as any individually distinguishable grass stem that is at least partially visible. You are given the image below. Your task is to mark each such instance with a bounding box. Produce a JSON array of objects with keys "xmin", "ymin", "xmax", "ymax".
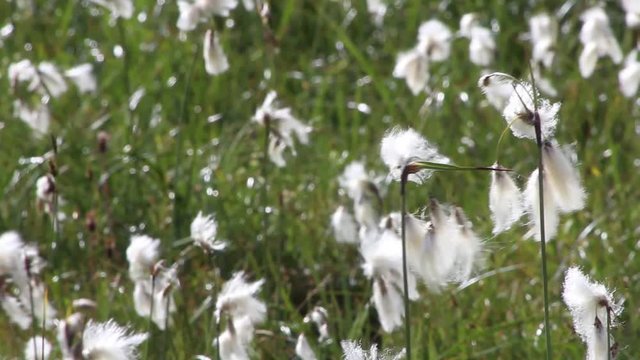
[
  {"xmin": 145, "ymin": 273, "xmax": 157, "ymax": 359},
  {"xmin": 400, "ymin": 170, "xmax": 412, "ymax": 359},
  {"xmin": 534, "ymin": 114, "xmax": 552, "ymax": 360}
]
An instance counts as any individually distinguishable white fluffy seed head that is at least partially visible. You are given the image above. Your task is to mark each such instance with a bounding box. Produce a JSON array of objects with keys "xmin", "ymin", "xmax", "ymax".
[
  {"xmin": 489, "ymin": 166, "xmax": 524, "ymax": 234},
  {"xmin": 216, "ymin": 272, "xmax": 266, "ymax": 325},
  {"xmin": 331, "ymin": 206, "xmax": 359, "ymax": 244},
  {"xmin": 81, "ymin": 319, "xmax": 148, "ymax": 360},
  {"xmin": 380, "ymin": 127, "xmax": 449, "ymax": 184},
  {"xmin": 393, "ymin": 47, "xmax": 429, "ymax": 95},
  {"xmin": 295, "ymin": 334, "xmax": 317, "ymax": 360},
  {"xmin": 524, "ymin": 169, "xmax": 560, "ymax": 241},
  {"xmin": 190, "ymin": 211, "xmax": 227, "ymax": 252},
  {"xmin": 502, "ymin": 83, "xmax": 560, "ymax": 141},
  {"xmin": 203, "ymin": 29, "xmax": 229, "ymax": 76},
  {"xmin": 542, "ymin": 142, "xmax": 586, "ymax": 213},
  {"xmin": 24, "ymin": 336, "xmax": 52, "ymax": 360},
  {"xmin": 126, "ymin": 235, "xmax": 161, "ymax": 281},
  {"xmin": 562, "ymin": 267, "xmax": 622, "ymax": 360}
]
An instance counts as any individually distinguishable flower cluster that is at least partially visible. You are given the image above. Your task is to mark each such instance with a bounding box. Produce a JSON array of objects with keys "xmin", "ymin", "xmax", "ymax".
[
  {"xmin": 126, "ymin": 235, "xmax": 179, "ymax": 330},
  {"xmin": 0, "ymin": 231, "xmax": 56, "ymax": 330},
  {"xmin": 479, "ymin": 73, "xmax": 586, "ymax": 241},
  {"xmin": 393, "ymin": 19, "xmax": 452, "ymax": 95},
  {"xmin": 214, "ymin": 272, "xmax": 266, "ymax": 359}
]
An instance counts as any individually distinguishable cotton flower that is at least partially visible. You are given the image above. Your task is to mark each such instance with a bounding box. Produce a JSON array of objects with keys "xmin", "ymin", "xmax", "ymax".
[
  {"xmin": 57, "ymin": 312, "xmax": 85, "ymax": 360},
  {"xmin": 24, "ymin": 336, "xmax": 52, "ymax": 360},
  {"xmin": 8, "ymin": 60, "xmax": 66, "ymax": 98},
  {"xmin": 579, "ymin": 7, "xmax": 623, "ymax": 78},
  {"xmin": 393, "ymin": 19, "xmax": 452, "ymax": 94},
  {"xmin": 524, "ymin": 169, "xmax": 559, "ymax": 241},
  {"xmin": 89, "ymin": 0, "xmax": 134, "ymax": 19},
  {"xmin": 252, "ymin": 91, "xmax": 311, "ymax": 166},
  {"xmin": 216, "ymin": 272, "xmax": 266, "ymax": 325},
  {"xmin": 477, "ymin": 72, "xmax": 515, "ymax": 111},
  {"xmin": 502, "ymin": 82, "xmax": 560, "ymax": 141},
  {"xmin": 489, "ymin": 166, "xmax": 524, "ymax": 234},
  {"xmin": 217, "ymin": 315, "xmax": 254, "ymax": 360},
  {"xmin": 1, "ymin": 294, "xmax": 31, "ymax": 329},
  {"xmin": 341, "ymin": 340, "xmax": 405, "ymax": 360},
  {"xmin": 468, "ymin": 27, "xmax": 495, "ymax": 66},
  {"xmin": 529, "ymin": 13, "xmax": 557, "ymax": 68},
  {"xmin": 392, "ymin": 47, "xmax": 429, "ymax": 95},
  {"xmin": 360, "ymin": 229, "xmax": 418, "ymax": 332},
  {"xmin": 190, "ymin": 211, "xmax": 227, "ymax": 252},
  {"xmin": 621, "ymin": 0, "xmax": 640, "ymax": 28},
  {"xmin": 366, "ymin": 0, "xmax": 386, "ymax": 26},
  {"xmin": 35, "ymin": 62, "xmax": 68, "ymax": 98},
  {"xmin": 150, "ymin": 264, "xmax": 179, "ymax": 330},
  {"xmin": 380, "ymin": 127, "xmax": 449, "ymax": 184},
  {"xmin": 417, "ymin": 20, "xmax": 452, "ymax": 62},
  {"xmin": 0, "ymin": 231, "xmax": 55, "ymax": 329},
  {"xmin": 562, "ymin": 267, "xmax": 622, "ymax": 360},
  {"xmin": 24, "ymin": 281, "xmax": 57, "ymax": 329},
  {"xmin": 177, "ymin": 0, "xmax": 238, "ymax": 31},
  {"xmin": 126, "ymin": 235, "xmax": 160, "ymax": 281},
  {"xmin": 458, "ymin": 14, "xmax": 495, "ymax": 66},
  {"xmin": 618, "ymin": 50, "xmax": 640, "ymax": 98},
  {"xmin": 177, "ymin": 1, "xmax": 203, "ymax": 31},
  {"xmin": 542, "ymin": 142, "xmax": 586, "ymax": 213},
  {"xmin": 331, "ymin": 206, "xmax": 358, "ymax": 244},
  {"xmin": 406, "ymin": 201, "xmax": 483, "ymax": 290},
  {"xmin": 0, "ymin": 231, "xmax": 25, "ymax": 276},
  {"xmin": 8, "ymin": 59, "xmax": 38, "ymax": 88},
  {"xmin": 13, "ymin": 100, "xmax": 51, "ymax": 136},
  {"xmin": 303, "ymin": 306, "xmax": 330, "ymax": 342},
  {"xmin": 295, "ymin": 334, "xmax": 317, "ymax": 360},
  {"xmin": 81, "ymin": 319, "xmax": 148, "ymax": 359},
  {"xmin": 338, "ymin": 161, "xmax": 385, "ymax": 203},
  {"xmin": 36, "ymin": 174, "xmax": 56, "ymax": 205},
  {"xmin": 65, "ymin": 63, "xmax": 97, "ymax": 94},
  {"xmin": 203, "ymin": 29, "xmax": 229, "ymax": 75}
]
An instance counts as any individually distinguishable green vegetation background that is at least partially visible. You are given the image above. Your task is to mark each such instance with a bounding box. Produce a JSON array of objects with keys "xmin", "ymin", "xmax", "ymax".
[{"xmin": 0, "ymin": 0, "xmax": 638, "ymax": 358}]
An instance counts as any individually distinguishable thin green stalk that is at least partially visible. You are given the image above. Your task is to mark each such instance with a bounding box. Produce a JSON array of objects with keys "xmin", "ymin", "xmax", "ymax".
[
  {"xmin": 206, "ymin": 254, "xmax": 220, "ymax": 360},
  {"xmin": 145, "ymin": 274, "xmax": 157, "ymax": 359},
  {"xmin": 529, "ymin": 63, "xmax": 552, "ymax": 360},
  {"xmin": 161, "ymin": 293, "xmax": 171, "ymax": 360},
  {"xmin": 606, "ymin": 307, "xmax": 611, "ymax": 360},
  {"xmin": 26, "ymin": 278, "xmax": 38, "ymax": 360},
  {"xmin": 534, "ymin": 114, "xmax": 552, "ymax": 360},
  {"xmin": 400, "ymin": 170, "xmax": 412, "ymax": 359},
  {"xmin": 172, "ymin": 43, "xmax": 200, "ymax": 241},
  {"xmin": 261, "ymin": 117, "xmax": 270, "ymax": 249},
  {"xmin": 41, "ymin": 288, "xmax": 47, "ymax": 360}
]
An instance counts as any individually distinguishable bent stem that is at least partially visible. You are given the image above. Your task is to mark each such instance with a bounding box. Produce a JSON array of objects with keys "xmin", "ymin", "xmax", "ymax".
[
  {"xmin": 400, "ymin": 169, "xmax": 412, "ymax": 359},
  {"xmin": 534, "ymin": 114, "xmax": 552, "ymax": 360}
]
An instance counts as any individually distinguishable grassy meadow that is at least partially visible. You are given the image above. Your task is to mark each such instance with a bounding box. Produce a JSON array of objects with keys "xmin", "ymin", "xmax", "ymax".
[{"xmin": 1, "ymin": 0, "xmax": 639, "ymax": 358}]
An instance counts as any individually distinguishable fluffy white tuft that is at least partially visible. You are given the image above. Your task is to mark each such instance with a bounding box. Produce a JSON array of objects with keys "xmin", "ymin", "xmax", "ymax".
[
  {"xmin": 489, "ymin": 166, "xmax": 524, "ymax": 234},
  {"xmin": 542, "ymin": 142, "xmax": 586, "ymax": 213},
  {"xmin": 562, "ymin": 267, "xmax": 622, "ymax": 360},
  {"xmin": 203, "ymin": 29, "xmax": 229, "ymax": 76},
  {"xmin": 524, "ymin": 169, "xmax": 559, "ymax": 241},
  {"xmin": 295, "ymin": 334, "xmax": 317, "ymax": 360},
  {"xmin": 190, "ymin": 211, "xmax": 227, "ymax": 252},
  {"xmin": 502, "ymin": 83, "xmax": 560, "ymax": 141},
  {"xmin": 24, "ymin": 336, "xmax": 52, "ymax": 360},
  {"xmin": 81, "ymin": 319, "xmax": 148, "ymax": 360},
  {"xmin": 126, "ymin": 235, "xmax": 160, "ymax": 281},
  {"xmin": 216, "ymin": 272, "xmax": 266, "ymax": 325},
  {"xmin": 380, "ymin": 127, "xmax": 449, "ymax": 184}
]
